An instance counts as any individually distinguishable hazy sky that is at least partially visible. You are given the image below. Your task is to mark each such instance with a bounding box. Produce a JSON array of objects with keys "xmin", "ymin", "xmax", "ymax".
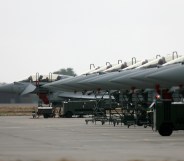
[{"xmin": 0, "ymin": 0, "xmax": 184, "ymax": 83}]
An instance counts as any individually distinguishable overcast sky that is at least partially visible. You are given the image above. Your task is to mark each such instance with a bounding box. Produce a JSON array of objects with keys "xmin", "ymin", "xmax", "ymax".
[{"xmin": 0, "ymin": 0, "xmax": 184, "ymax": 83}]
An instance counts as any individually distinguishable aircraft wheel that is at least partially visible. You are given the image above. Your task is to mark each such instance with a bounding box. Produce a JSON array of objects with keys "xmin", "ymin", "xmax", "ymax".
[
  {"xmin": 65, "ymin": 111, "xmax": 73, "ymax": 118},
  {"xmin": 158, "ymin": 123, "xmax": 173, "ymax": 136},
  {"xmin": 113, "ymin": 120, "xmax": 116, "ymax": 127},
  {"xmin": 137, "ymin": 120, "xmax": 143, "ymax": 126},
  {"xmin": 101, "ymin": 120, "xmax": 105, "ymax": 125},
  {"xmin": 43, "ymin": 114, "xmax": 49, "ymax": 118},
  {"xmin": 32, "ymin": 114, "xmax": 36, "ymax": 119}
]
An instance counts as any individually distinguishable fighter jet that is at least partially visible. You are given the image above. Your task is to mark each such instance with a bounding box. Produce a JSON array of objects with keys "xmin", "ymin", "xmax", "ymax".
[
  {"xmin": 61, "ymin": 55, "xmax": 173, "ymax": 92},
  {"xmin": 110, "ymin": 54, "xmax": 181, "ymax": 90},
  {"xmin": 43, "ymin": 73, "xmax": 102, "ymax": 93},
  {"xmin": 0, "ymin": 73, "xmax": 112, "ymax": 106},
  {"xmin": 43, "ymin": 62, "xmax": 117, "ymax": 93},
  {"xmin": 78, "ymin": 58, "xmax": 155, "ymax": 91},
  {"xmin": 0, "ymin": 73, "xmax": 65, "ymax": 96},
  {"xmin": 111, "ymin": 64, "xmax": 177, "ymax": 90},
  {"xmin": 43, "ymin": 57, "xmax": 145, "ymax": 92},
  {"xmin": 0, "ymin": 74, "xmax": 71, "ymax": 104},
  {"xmin": 110, "ymin": 54, "xmax": 179, "ymax": 92}
]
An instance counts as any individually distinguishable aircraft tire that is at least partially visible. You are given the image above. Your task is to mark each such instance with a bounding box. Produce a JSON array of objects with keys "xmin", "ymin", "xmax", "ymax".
[
  {"xmin": 65, "ymin": 111, "xmax": 73, "ymax": 118},
  {"xmin": 158, "ymin": 123, "xmax": 173, "ymax": 136},
  {"xmin": 43, "ymin": 114, "xmax": 49, "ymax": 118},
  {"xmin": 136, "ymin": 120, "xmax": 143, "ymax": 126}
]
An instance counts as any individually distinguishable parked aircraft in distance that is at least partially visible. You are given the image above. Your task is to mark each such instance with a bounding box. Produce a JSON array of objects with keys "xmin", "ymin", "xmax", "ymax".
[
  {"xmin": 1, "ymin": 51, "xmax": 184, "ymax": 136},
  {"xmin": 0, "ymin": 73, "xmax": 112, "ymax": 106},
  {"xmin": 43, "ymin": 52, "xmax": 182, "ymax": 93},
  {"xmin": 1, "ymin": 51, "xmax": 183, "ymax": 106}
]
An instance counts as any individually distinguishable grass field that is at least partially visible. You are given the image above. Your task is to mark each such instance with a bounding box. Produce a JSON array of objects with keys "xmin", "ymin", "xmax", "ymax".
[{"xmin": 0, "ymin": 104, "xmax": 36, "ymax": 116}]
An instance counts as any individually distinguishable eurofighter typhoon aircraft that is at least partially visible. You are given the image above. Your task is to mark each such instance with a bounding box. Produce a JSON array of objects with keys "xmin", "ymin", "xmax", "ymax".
[
  {"xmin": 1, "ymin": 51, "xmax": 184, "ymax": 136},
  {"xmin": 44, "ymin": 52, "xmax": 183, "ymax": 95},
  {"xmin": 41, "ymin": 51, "xmax": 184, "ymax": 121},
  {"xmin": 0, "ymin": 72, "xmax": 113, "ymax": 107},
  {"xmin": 2, "ymin": 51, "xmax": 182, "ymax": 107}
]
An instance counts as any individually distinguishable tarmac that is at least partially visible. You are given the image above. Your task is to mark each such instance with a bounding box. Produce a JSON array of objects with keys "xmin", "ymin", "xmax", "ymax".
[{"xmin": 0, "ymin": 116, "xmax": 184, "ymax": 161}]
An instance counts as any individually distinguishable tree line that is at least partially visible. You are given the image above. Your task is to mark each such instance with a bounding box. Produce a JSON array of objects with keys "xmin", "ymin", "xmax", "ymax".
[{"xmin": 53, "ymin": 68, "xmax": 77, "ymax": 76}]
